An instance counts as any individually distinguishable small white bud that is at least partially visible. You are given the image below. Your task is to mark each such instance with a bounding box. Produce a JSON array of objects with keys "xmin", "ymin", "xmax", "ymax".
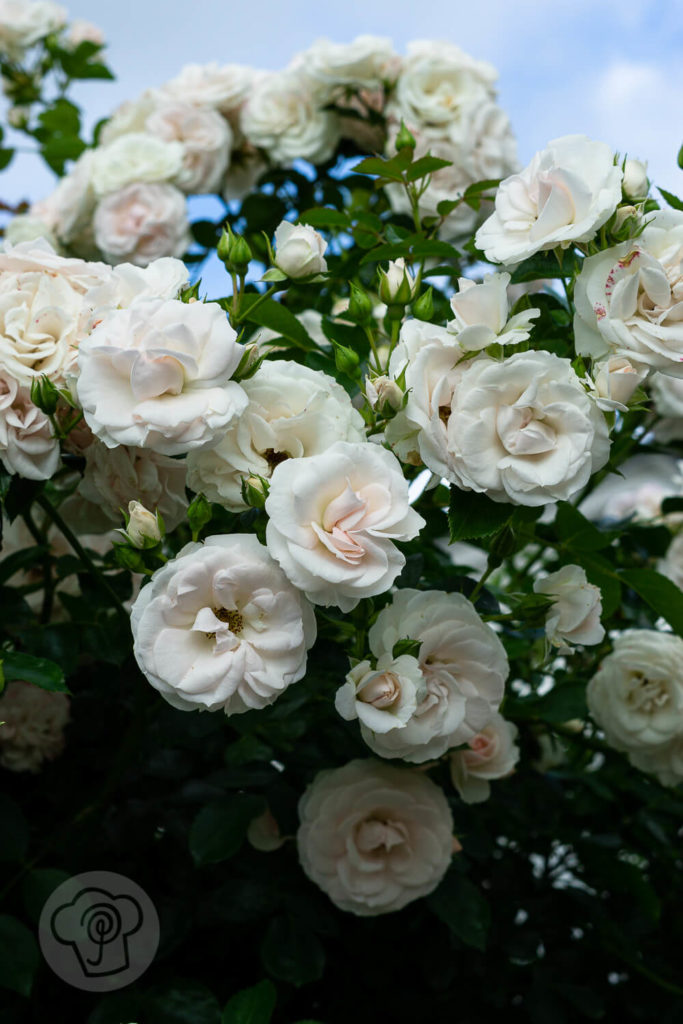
[
  {"xmin": 125, "ymin": 501, "xmax": 161, "ymax": 548},
  {"xmin": 622, "ymin": 158, "xmax": 649, "ymax": 200}
]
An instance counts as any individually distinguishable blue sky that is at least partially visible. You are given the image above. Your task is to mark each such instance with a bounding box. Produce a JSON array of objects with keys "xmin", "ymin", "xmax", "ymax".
[{"xmin": 3, "ymin": 0, "xmax": 683, "ymax": 210}]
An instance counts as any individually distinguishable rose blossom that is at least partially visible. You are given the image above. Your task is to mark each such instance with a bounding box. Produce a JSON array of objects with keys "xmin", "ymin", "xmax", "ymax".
[
  {"xmin": 131, "ymin": 534, "xmax": 316, "ymax": 715},
  {"xmin": 589, "ymin": 355, "xmax": 648, "ymax": 412},
  {"xmin": 156, "ymin": 62, "xmax": 256, "ymax": 120},
  {"xmin": 30, "ymin": 151, "xmax": 98, "ymax": 249},
  {"xmin": 428, "ymin": 349, "xmax": 610, "ymax": 506},
  {"xmin": 293, "ymin": 35, "xmax": 397, "ymax": 100},
  {"xmin": 4, "ymin": 214, "xmax": 58, "ymax": 249},
  {"xmin": 297, "ymin": 758, "xmax": 455, "ymax": 915},
  {"xmin": 265, "ymin": 441, "xmax": 424, "ymax": 612},
  {"xmin": 145, "ymin": 102, "xmax": 233, "ymax": 195},
  {"xmin": 76, "ymin": 298, "xmax": 248, "ymax": 455},
  {"xmin": 659, "ymin": 531, "xmax": 683, "ymax": 590},
  {"xmin": 449, "ymin": 713, "xmax": 520, "ymax": 804},
  {"xmin": 64, "ymin": 17, "xmax": 103, "ymax": 47},
  {"xmin": 89, "ymin": 133, "xmax": 184, "ymax": 197},
  {"xmin": 0, "ymin": 373, "xmax": 59, "ymax": 480},
  {"xmin": 77, "ymin": 442, "xmax": 188, "ymax": 531},
  {"xmin": 241, "ymin": 71, "xmax": 339, "ymax": 166},
  {"xmin": 533, "ymin": 564, "xmax": 605, "ymax": 651},
  {"xmin": 0, "ymin": 0, "xmax": 66, "ymax": 59},
  {"xmin": 335, "ymin": 654, "xmax": 425, "ymax": 733},
  {"xmin": 587, "ymin": 630, "xmax": 683, "ymax": 785},
  {"xmin": 448, "ymin": 272, "xmax": 540, "ymax": 351},
  {"xmin": 574, "ymin": 210, "xmax": 683, "ymax": 377},
  {"xmin": 476, "ymin": 135, "xmax": 623, "ymax": 265},
  {"xmin": 93, "ymin": 183, "xmax": 190, "ymax": 266},
  {"xmin": 356, "ymin": 588, "xmax": 508, "ymax": 762},
  {"xmin": 274, "ymin": 221, "xmax": 327, "ymax": 278},
  {"xmin": 0, "ymin": 681, "xmax": 70, "ymax": 773},
  {"xmin": 124, "ymin": 500, "xmax": 161, "ymax": 547},
  {"xmin": 622, "ymin": 158, "xmax": 649, "ymax": 201},
  {"xmin": 580, "ymin": 453, "xmax": 683, "ymax": 523},
  {"xmin": 186, "ymin": 360, "xmax": 364, "ymax": 511},
  {"xmin": 0, "ymin": 238, "xmax": 113, "ymax": 384}
]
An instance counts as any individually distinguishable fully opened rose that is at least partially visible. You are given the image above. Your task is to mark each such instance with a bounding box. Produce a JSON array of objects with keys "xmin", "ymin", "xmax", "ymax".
[
  {"xmin": 265, "ymin": 441, "xmax": 424, "ymax": 611},
  {"xmin": 131, "ymin": 534, "xmax": 316, "ymax": 715},
  {"xmin": 76, "ymin": 297, "xmax": 248, "ymax": 454}
]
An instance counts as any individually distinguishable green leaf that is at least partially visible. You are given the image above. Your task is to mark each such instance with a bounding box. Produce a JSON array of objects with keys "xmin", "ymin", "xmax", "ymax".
[
  {"xmin": 260, "ymin": 915, "xmax": 325, "ymax": 987},
  {"xmin": 0, "ymin": 915, "xmax": 40, "ymax": 997},
  {"xmin": 148, "ymin": 983, "xmax": 221, "ymax": 1024},
  {"xmin": 222, "ymin": 980, "xmax": 276, "ymax": 1024},
  {"xmin": 657, "ymin": 186, "xmax": 683, "ymax": 212},
  {"xmin": 619, "ymin": 568, "xmax": 683, "ymax": 634},
  {"xmin": 515, "ymin": 681, "xmax": 588, "ymax": 724},
  {"xmin": 0, "ymin": 794, "xmax": 28, "ymax": 864},
  {"xmin": 555, "ymin": 502, "xmax": 614, "ymax": 552},
  {"xmin": 353, "ymin": 149, "xmax": 414, "ymax": 181},
  {"xmin": 448, "ymin": 486, "xmax": 514, "ymax": 542},
  {"xmin": 427, "ymin": 872, "xmax": 490, "ymax": 951},
  {"xmin": 240, "ymin": 297, "xmax": 315, "ymax": 351},
  {"xmin": 2, "ymin": 651, "xmax": 68, "ymax": 693},
  {"xmin": 392, "ymin": 637, "xmax": 422, "ymax": 659},
  {"xmin": 404, "ymin": 155, "xmax": 452, "ymax": 182},
  {"xmin": 299, "ymin": 208, "xmax": 350, "ymax": 229},
  {"xmin": 0, "ymin": 148, "xmax": 13, "ymax": 171},
  {"xmin": 189, "ymin": 794, "xmax": 265, "ymax": 865}
]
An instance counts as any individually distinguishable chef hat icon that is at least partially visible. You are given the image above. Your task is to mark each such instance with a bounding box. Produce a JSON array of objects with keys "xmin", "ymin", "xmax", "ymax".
[{"xmin": 51, "ymin": 886, "xmax": 143, "ymax": 978}]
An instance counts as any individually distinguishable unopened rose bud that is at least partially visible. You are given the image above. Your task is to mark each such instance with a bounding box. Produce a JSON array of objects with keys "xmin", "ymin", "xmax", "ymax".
[
  {"xmin": 622, "ymin": 158, "xmax": 649, "ymax": 200},
  {"xmin": 274, "ymin": 220, "xmax": 327, "ymax": 279},
  {"xmin": 347, "ymin": 283, "xmax": 374, "ymax": 325},
  {"xmin": 124, "ymin": 501, "xmax": 162, "ymax": 548},
  {"xmin": 30, "ymin": 375, "xmax": 59, "ymax": 416},
  {"xmin": 378, "ymin": 258, "xmax": 417, "ymax": 306},
  {"xmin": 333, "ymin": 341, "xmax": 360, "ymax": 377},
  {"xmin": 217, "ymin": 227, "xmax": 252, "ymax": 274},
  {"xmin": 613, "ymin": 204, "xmax": 640, "ymax": 235},
  {"xmin": 366, "ymin": 375, "xmax": 403, "ymax": 412},
  {"xmin": 65, "ymin": 18, "xmax": 105, "ymax": 48},
  {"xmin": 593, "ymin": 355, "xmax": 647, "ymax": 410},
  {"xmin": 247, "ymin": 807, "xmax": 286, "ymax": 851},
  {"xmin": 412, "ymin": 287, "xmax": 434, "ymax": 322},
  {"xmin": 395, "ymin": 120, "xmax": 416, "ymax": 153},
  {"xmin": 241, "ymin": 474, "xmax": 269, "ymax": 509}
]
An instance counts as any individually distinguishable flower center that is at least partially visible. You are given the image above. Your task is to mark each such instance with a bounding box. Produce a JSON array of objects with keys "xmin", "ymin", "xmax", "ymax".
[
  {"xmin": 359, "ymin": 671, "xmax": 401, "ymax": 709},
  {"xmin": 264, "ymin": 448, "xmax": 289, "ymax": 471},
  {"xmin": 626, "ymin": 673, "xmax": 669, "ymax": 714},
  {"xmin": 355, "ymin": 817, "xmax": 408, "ymax": 855},
  {"xmin": 213, "ymin": 607, "xmax": 243, "ymax": 634},
  {"xmin": 496, "ymin": 405, "xmax": 557, "ymax": 456}
]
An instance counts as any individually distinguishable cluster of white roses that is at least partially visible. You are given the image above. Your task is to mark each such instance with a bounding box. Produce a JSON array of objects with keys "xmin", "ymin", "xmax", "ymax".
[{"xmin": 10, "ymin": 35, "xmax": 518, "ymax": 264}]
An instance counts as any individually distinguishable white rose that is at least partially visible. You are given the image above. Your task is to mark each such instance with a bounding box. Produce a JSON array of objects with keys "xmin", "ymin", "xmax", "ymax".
[
  {"xmin": 222, "ymin": 151, "xmax": 268, "ymax": 202},
  {"xmin": 32, "ymin": 151, "xmax": 98, "ymax": 247},
  {"xmin": 0, "ymin": 238, "xmax": 113, "ymax": 384},
  {"xmin": 186, "ymin": 359, "xmax": 364, "ymax": 510},
  {"xmin": 76, "ymin": 297, "xmax": 248, "ymax": 455},
  {"xmin": 378, "ymin": 258, "xmax": 417, "ymax": 304},
  {"xmin": 365, "ymin": 375, "xmax": 404, "ymax": 412},
  {"xmin": 124, "ymin": 500, "xmax": 161, "ymax": 547},
  {"xmin": 93, "ymin": 183, "xmax": 190, "ymax": 266},
  {"xmin": 131, "ymin": 534, "xmax": 316, "ymax": 715},
  {"xmin": 476, "ymin": 135, "xmax": 622, "ymax": 265},
  {"xmin": 297, "ymin": 758, "xmax": 455, "ymax": 916},
  {"xmin": 590, "ymin": 355, "xmax": 648, "ymax": 411},
  {"xmin": 241, "ymin": 71, "xmax": 339, "ymax": 166},
  {"xmin": 77, "ymin": 442, "xmax": 187, "ymax": 531},
  {"xmin": 293, "ymin": 35, "xmax": 397, "ymax": 100},
  {"xmin": 449, "ymin": 713, "xmax": 520, "ymax": 804},
  {"xmin": 90, "ymin": 133, "xmax": 184, "ymax": 198},
  {"xmin": 580, "ymin": 453, "xmax": 683, "ymax": 523},
  {"xmin": 587, "ymin": 630, "xmax": 683, "ymax": 784},
  {"xmin": 106, "ymin": 258, "xmax": 189, "ymax": 306},
  {"xmin": 335, "ymin": 654, "xmax": 425, "ymax": 733},
  {"xmin": 629, "ymin": 736, "xmax": 683, "ymax": 788},
  {"xmin": 622, "ymin": 158, "xmax": 649, "ymax": 200},
  {"xmin": 4, "ymin": 214, "xmax": 58, "ymax": 249},
  {"xmin": 156, "ymin": 62, "xmax": 256, "ymax": 119},
  {"xmin": 357, "ymin": 588, "xmax": 508, "ymax": 762},
  {"xmin": 0, "ymin": 373, "xmax": 59, "ymax": 479},
  {"xmin": 0, "ymin": 681, "xmax": 70, "ymax": 773},
  {"xmin": 265, "ymin": 441, "xmax": 424, "ymax": 612},
  {"xmin": 0, "ymin": 0, "xmax": 66, "ymax": 59},
  {"xmin": 659, "ymin": 531, "xmax": 683, "ymax": 590},
  {"xmin": 99, "ymin": 92, "xmax": 159, "ymax": 146},
  {"xmin": 145, "ymin": 103, "xmax": 233, "ymax": 195},
  {"xmin": 574, "ymin": 211, "xmax": 683, "ymax": 377},
  {"xmin": 388, "ymin": 40, "xmax": 496, "ymax": 134},
  {"xmin": 448, "ymin": 273, "xmax": 540, "ymax": 350},
  {"xmin": 429, "ymin": 350, "xmax": 610, "ymax": 506},
  {"xmin": 274, "ymin": 221, "xmax": 327, "ymax": 278},
  {"xmin": 533, "ymin": 564, "xmax": 605, "ymax": 651},
  {"xmin": 651, "ymin": 374, "xmax": 683, "ymax": 442}
]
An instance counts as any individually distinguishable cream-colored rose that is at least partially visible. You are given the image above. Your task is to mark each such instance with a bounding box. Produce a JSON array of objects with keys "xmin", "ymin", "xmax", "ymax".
[
  {"xmin": 428, "ymin": 350, "xmax": 610, "ymax": 506},
  {"xmin": 659, "ymin": 530, "xmax": 683, "ymax": 591},
  {"xmin": 297, "ymin": 758, "xmax": 455, "ymax": 915},
  {"xmin": 77, "ymin": 442, "xmax": 187, "ymax": 531},
  {"xmin": 4, "ymin": 214, "xmax": 58, "ymax": 249},
  {"xmin": 622, "ymin": 158, "xmax": 649, "ymax": 200},
  {"xmin": 0, "ymin": 373, "xmax": 59, "ymax": 480},
  {"xmin": 124, "ymin": 500, "xmax": 161, "ymax": 547},
  {"xmin": 241, "ymin": 71, "xmax": 339, "ymax": 166},
  {"xmin": 156, "ymin": 62, "xmax": 256, "ymax": 120},
  {"xmin": 145, "ymin": 102, "xmax": 233, "ymax": 195},
  {"xmin": 32, "ymin": 151, "xmax": 98, "ymax": 250},
  {"xmin": 335, "ymin": 654, "xmax": 425, "ymax": 733},
  {"xmin": 293, "ymin": 35, "xmax": 397, "ymax": 101},
  {"xmin": 449, "ymin": 713, "xmax": 520, "ymax": 803},
  {"xmin": 476, "ymin": 135, "xmax": 622, "ymax": 265},
  {"xmin": 265, "ymin": 441, "xmax": 424, "ymax": 612},
  {"xmin": 186, "ymin": 359, "xmax": 364, "ymax": 511},
  {"xmin": 534, "ymin": 564, "xmax": 604, "ymax": 651},
  {"xmin": 0, "ymin": 238, "xmax": 113, "ymax": 384},
  {"xmin": 0, "ymin": 0, "xmax": 66, "ymax": 59},
  {"xmin": 574, "ymin": 210, "xmax": 683, "ymax": 377},
  {"xmin": 274, "ymin": 221, "xmax": 327, "ymax": 278},
  {"xmin": 587, "ymin": 630, "xmax": 683, "ymax": 786},
  {"xmin": 93, "ymin": 183, "xmax": 190, "ymax": 266},
  {"xmin": 448, "ymin": 272, "xmax": 539, "ymax": 350},
  {"xmin": 90, "ymin": 133, "xmax": 184, "ymax": 198},
  {"xmin": 131, "ymin": 534, "xmax": 316, "ymax": 715},
  {"xmin": 378, "ymin": 258, "xmax": 417, "ymax": 304},
  {"xmin": 0, "ymin": 681, "xmax": 70, "ymax": 773},
  {"xmin": 357, "ymin": 589, "xmax": 508, "ymax": 762},
  {"xmin": 590, "ymin": 355, "xmax": 647, "ymax": 411},
  {"xmin": 365, "ymin": 375, "xmax": 404, "ymax": 412},
  {"xmin": 76, "ymin": 297, "xmax": 248, "ymax": 455},
  {"xmin": 580, "ymin": 453, "xmax": 683, "ymax": 523}
]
